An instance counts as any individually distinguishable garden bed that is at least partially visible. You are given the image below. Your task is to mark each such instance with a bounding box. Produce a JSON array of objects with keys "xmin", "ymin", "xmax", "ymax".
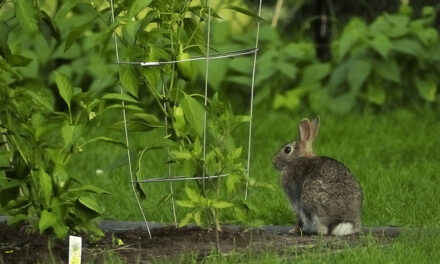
[{"xmin": 0, "ymin": 217, "xmax": 401, "ymax": 263}]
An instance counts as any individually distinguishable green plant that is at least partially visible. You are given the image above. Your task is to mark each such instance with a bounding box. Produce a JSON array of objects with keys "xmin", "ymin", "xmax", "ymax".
[
  {"xmin": 0, "ymin": 70, "xmax": 117, "ymax": 238},
  {"xmin": 274, "ymin": 5, "xmax": 440, "ymax": 113},
  {"xmin": 0, "ymin": 0, "xmax": 120, "ymax": 239},
  {"xmin": 105, "ymin": 0, "xmax": 270, "ymax": 241}
]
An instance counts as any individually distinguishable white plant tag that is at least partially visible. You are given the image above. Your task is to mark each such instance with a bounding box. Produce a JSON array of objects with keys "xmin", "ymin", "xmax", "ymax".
[{"xmin": 68, "ymin": 235, "xmax": 82, "ymax": 264}]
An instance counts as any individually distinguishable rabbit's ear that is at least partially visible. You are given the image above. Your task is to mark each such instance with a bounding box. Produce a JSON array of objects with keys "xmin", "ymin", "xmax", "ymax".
[
  {"xmin": 309, "ymin": 115, "xmax": 320, "ymax": 141},
  {"xmin": 298, "ymin": 118, "xmax": 311, "ymax": 143}
]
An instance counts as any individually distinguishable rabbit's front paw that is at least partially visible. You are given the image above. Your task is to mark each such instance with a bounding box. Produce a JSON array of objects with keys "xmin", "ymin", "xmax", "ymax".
[{"xmin": 288, "ymin": 226, "xmax": 304, "ymax": 236}]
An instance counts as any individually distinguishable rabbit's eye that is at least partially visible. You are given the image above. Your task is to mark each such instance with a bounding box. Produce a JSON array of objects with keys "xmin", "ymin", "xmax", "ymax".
[{"xmin": 284, "ymin": 146, "xmax": 292, "ymax": 154}]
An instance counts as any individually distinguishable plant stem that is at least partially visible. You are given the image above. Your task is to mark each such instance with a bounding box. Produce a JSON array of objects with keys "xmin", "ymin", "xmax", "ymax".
[
  {"xmin": 271, "ymin": 0, "xmax": 284, "ymax": 27},
  {"xmin": 212, "ymin": 208, "xmax": 222, "ymax": 253},
  {"xmin": 0, "ymin": 122, "xmax": 12, "ymax": 163},
  {"xmin": 48, "ymin": 237, "xmax": 56, "ymax": 264},
  {"xmin": 68, "ymin": 107, "xmax": 73, "ymax": 125}
]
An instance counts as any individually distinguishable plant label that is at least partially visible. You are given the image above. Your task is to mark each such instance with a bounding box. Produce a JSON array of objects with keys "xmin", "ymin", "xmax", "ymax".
[{"xmin": 68, "ymin": 235, "xmax": 82, "ymax": 264}]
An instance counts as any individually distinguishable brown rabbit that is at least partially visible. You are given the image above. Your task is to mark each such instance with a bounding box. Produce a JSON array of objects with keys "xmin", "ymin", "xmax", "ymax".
[{"xmin": 273, "ymin": 116, "xmax": 362, "ymax": 236}]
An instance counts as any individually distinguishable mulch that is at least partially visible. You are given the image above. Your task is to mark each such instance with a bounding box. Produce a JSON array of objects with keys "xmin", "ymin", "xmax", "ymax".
[{"xmin": 0, "ymin": 221, "xmax": 401, "ymax": 264}]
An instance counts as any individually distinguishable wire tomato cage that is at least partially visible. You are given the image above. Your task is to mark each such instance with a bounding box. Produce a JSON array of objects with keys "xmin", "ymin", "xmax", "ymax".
[{"xmin": 109, "ymin": 0, "xmax": 263, "ymax": 238}]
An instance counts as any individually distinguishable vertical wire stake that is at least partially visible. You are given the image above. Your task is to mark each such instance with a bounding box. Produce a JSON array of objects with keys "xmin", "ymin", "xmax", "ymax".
[
  {"xmin": 110, "ymin": 0, "xmax": 152, "ymax": 238},
  {"xmin": 202, "ymin": 0, "xmax": 212, "ymax": 193},
  {"xmin": 245, "ymin": 0, "xmax": 263, "ymax": 200},
  {"xmin": 163, "ymin": 84, "xmax": 178, "ymax": 227}
]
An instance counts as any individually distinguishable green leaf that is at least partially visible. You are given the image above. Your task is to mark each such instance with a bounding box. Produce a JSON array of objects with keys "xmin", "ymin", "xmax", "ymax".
[
  {"xmin": 129, "ymin": 0, "xmax": 153, "ymax": 18},
  {"xmin": 338, "ymin": 18, "xmax": 367, "ymax": 58},
  {"xmin": 69, "ymin": 185, "xmax": 111, "ymax": 194},
  {"xmin": 369, "ymin": 35, "xmax": 391, "ymax": 58},
  {"xmin": 61, "ymin": 124, "xmax": 83, "ymax": 148},
  {"xmin": 384, "ymin": 14, "xmax": 409, "ymax": 37},
  {"xmin": 119, "ymin": 65, "xmax": 139, "ymax": 97},
  {"xmin": 55, "ymin": 0, "xmax": 79, "ymax": 23},
  {"xmin": 0, "ymin": 21, "xmax": 9, "ymax": 54},
  {"xmin": 142, "ymin": 66, "xmax": 160, "ymax": 89},
  {"xmin": 39, "ymin": 210, "xmax": 57, "ymax": 232},
  {"xmin": 225, "ymin": 76, "xmax": 251, "ymax": 86},
  {"xmin": 328, "ymin": 92, "xmax": 356, "ymax": 114},
  {"xmin": 226, "ymin": 174, "xmax": 240, "ymax": 193},
  {"xmin": 15, "ymin": 0, "xmax": 38, "ymax": 33},
  {"xmin": 25, "ymin": 90, "xmax": 54, "ymax": 112},
  {"xmin": 366, "ymin": 84, "xmax": 386, "ymax": 105},
  {"xmin": 206, "ymin": 59, "xmax": 227, "ymax": 90},
  {"xmin": 229, "ymin": 57, "xmax": 253, "ymax": 74},
  {"xmin": 185, "ymin": 187, "xmax": 200, "ymax": 203},
  {"xmin": 169, "ymin": 149, "xmax": 192, "ymax": 160},
  {"xmin": 132, "ymin": 113, "xmax": 162, "ymax": 127},
  {"xmin": 422, "ymin": 6, "xmax": 434, "ymax": 17},
  {"xmin": 39, "ymin": 170, "xmax": 53, "ymax": 207},
  {"xmin": 53, "ymin": 223, "xmax": 69, "ymax": 239},
  {"xmin": 5, "ymin": 54, "xmax": 32, "ymax": 67},
  {"xmin": 139, "ymin": 129, "xmax": 178, "ymax": 149},
  {"xmin": 183, "ymin": 18, "xmax": 206, "ymax": 55},
  {"xmin": 193, "ymin": 211, "xmax": 202, "ymax": 226},
  {"xmin": 102, "ymin": 93, "xmax": 140, "ymax": 103},
  {"xmin": 7, "ymin": 214, "xmax": 29, "ymax": 225},
  {"xmin": 273, "ymin": 87, "xmax": 307, "ymax": 111},
  {"xmin": 212, "ymin": 200, "xmax": 234, "ymax": 209},
  {"xmin": 123, "ymin": 20, "xmax": 140, "ymax": 46},
  {"xmin": 234, "ymin": 207, "xmax": 247, "ymax": 223},
  {"xmin": 82, "ymin": 137, "xmax": 127, "ymax": 149},
  {"xmin": 38, "ymin": 10, "xmax": 60, "ymax": 44},
  {"xmin": 224, "ymin": 5, "xmax": 266, "ymax": 22},
  {"xmin": 392, "ymin": 39, "xmax": 423, "ymax": 56},
  {"xmin": 348, "ymin": 59, "xmax": 371, "ymax": 92},
  {"xmin": 328, "ymin": 63, "xmax": 348, "ymax": 91},
  {"xmin": 65, "ymin": 25, "xmax": 88, "ymax": 52},
  {"xmin": 281, "ymin": 42, "xmax": 315, "ymax": 60},
  {"xmin": 78, "ymin": 196, "xmax": 102, "ymax": 214},
  {"xmin": 181, "ymin": 93, "xmax": 205, "ymax": 137},
  {"xmin": 176, "ymin": 200, "xmax": 195, "ymax": 208},
  {"xmin": 413, "ymin": 26, "xmax": 438, "ymax": 46},
  {"xmin": 278, "ymin": 62, "xmax": 298, "ymax": 80},
  {"xmin": 53, "ymin": 164, "xmax": 68, "ymax": 189},
  {"xmin": 178, "ymin": 212, "xmax": 193, "ymax": 228},
  {"xmin": 236, "ymin": 115, "xmax": 251, "ymax": 123},
  {"xmin": 301, "ymin": 63, "xmax": 330, "ymax": 84},
  {"xmin": 415, "ymin": 76, "xmax": 437, "ymax": 102},
  {"xmin": 369, "ymin": 16, "xmax": 391, "ymax": 36},
  {"xmin": 54, "ymin": 71, "xmax": 73, "ymax": 109},
  {"xmin": 109, "ymin": 121, "xmax": 152, "ymax": 131},
  {"xmin": 105, "ymin": 104, "xmax": 144, "ymax": 112},
  {"xmin": 373, "ymin": 60, "xmax": 400, "ymax": 83}
]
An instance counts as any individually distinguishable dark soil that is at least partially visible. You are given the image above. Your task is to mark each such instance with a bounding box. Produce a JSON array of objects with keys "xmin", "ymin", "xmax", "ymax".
[{"xmin": 0, "ymin": 222, "xmax": 400, "ymax": 264}]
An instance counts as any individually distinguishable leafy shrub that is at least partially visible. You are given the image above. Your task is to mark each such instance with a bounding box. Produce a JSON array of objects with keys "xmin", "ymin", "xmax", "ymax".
[
  {"xmin": 0, "ymin": 0, "xmax": 119, "ymax": 239},
  {"xmin": 106, "ymin": 0, "xmax": 271, "ymax": 232},
  {"xmin": 269, "ymin": 5, "xmax": 440, "ymax": 113}
]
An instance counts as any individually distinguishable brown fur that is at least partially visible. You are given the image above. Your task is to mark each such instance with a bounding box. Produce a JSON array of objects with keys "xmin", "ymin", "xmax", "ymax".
[{"xmin": 273, "ymin": 116, "xmax": 362, "ymax": 235}]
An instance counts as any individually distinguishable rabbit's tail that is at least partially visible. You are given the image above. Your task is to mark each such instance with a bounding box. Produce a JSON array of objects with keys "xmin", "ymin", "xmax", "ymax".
[{"xmin": 331, "ymin": 222, "xmax": 358, "ymax": 236}]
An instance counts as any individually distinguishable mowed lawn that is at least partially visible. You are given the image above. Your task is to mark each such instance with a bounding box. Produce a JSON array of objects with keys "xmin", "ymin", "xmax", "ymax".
[
  {"xmin": 70, "ymin": 106, "xmax": 440, "ymax": 263},
  {"xmin": 75, "ymin": 107, "xmax": 440, "ymax": 227}
]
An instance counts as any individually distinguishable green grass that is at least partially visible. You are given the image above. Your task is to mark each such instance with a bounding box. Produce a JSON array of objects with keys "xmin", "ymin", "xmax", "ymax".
[
  {"xmin": 73, "ymin": 107, "xmax": 440, "ymax": 227},
  {"xmin": 66, "ymin": 107, "xmax": 440, "ymax": 263}
]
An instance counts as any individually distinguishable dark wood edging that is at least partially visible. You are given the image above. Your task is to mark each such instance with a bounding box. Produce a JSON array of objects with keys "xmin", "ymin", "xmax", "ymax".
[{"xmin": 0, "ymin": 215, "xmax": 401, "ymax": 237}]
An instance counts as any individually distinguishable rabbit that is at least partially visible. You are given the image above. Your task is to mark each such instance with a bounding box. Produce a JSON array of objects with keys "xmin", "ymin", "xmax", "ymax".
[{"xmin": 273, "ymin": 116, "xmax": 362, "ymax": 236}]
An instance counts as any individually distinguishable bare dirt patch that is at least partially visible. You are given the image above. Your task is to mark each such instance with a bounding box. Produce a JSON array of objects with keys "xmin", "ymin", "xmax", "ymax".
[{"xmin": 0, "ymin": 222, "xmax": 400, "ymax": 263}]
